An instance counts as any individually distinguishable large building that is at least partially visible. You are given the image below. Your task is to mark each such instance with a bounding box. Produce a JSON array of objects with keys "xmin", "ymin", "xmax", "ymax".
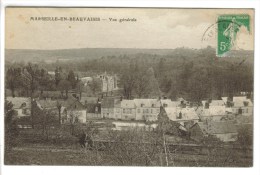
[
  {"xmin": 98, "ymin": 72, "xmax": 118, "ymax": 93},
  {"xmin": 134, "ymin": 99, "xmax": 161, "ymax": 121},
  {"xmin": 100, "ymin": 97, "xmax": 197, "ymax": 122}
]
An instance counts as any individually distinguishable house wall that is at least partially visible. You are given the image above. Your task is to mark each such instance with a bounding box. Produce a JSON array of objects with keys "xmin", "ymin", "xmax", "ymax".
[
  {"xmin": 214, "ymin": 133, "xmax": 238, "ymax": 142},
  {"xmin": 121, "ymin": 108, "xmax": 136, "ymax": 120},
  {"xmin": 232, "ymin": 106, "xmax": 253, "ymax": 116},
  {"xmin": 114, "ymin": 108, "xmax": 121, "ymax": 119},
  {"xmin": 15, "ymin": 108, "xmax": 31, "ymax": 118},
  {"xmin": 135, "ymin": 107, "xmax": 160, "ymax": 121},
  {"xmin": 101, "ymin": 108, "xmax": 114, "ymax": 118},
  {"xmin": 201, "ymin": 115, "xmax": 227, "ymax": 121},
  {"xmin": 67, "ymin": 110, "xmax": 87, "ymax": 123},
  {"xmin": 86, "ymin": 113, "xmax": 101, "ymax": 119}
]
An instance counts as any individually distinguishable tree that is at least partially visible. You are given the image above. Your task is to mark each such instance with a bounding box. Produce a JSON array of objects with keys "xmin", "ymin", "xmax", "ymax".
[
  {"xmin": 39, "ymin": 68, "xmax": 50, "ymax": 95},
  {"xmin": 237, "ymin": 125, "xmax": 253, "ymax": 155},
  {"xmin": 144, "ymin": 67, "xmax": 161, "ymax": 98},
  {"xmin": 5, "ymin": 67, "xmax": 22, "ymax": 97},
  {"xmin": 32, "ymin": 100, "xmax": 59, "ymax": 139},
  {"xmin": 88, "ymin": 78, "xmax": 101, "ymax": 95},
  {"xmin": 135, "ymin": 73, "xmax": 149, "ymax": 98},
  {"xmin": 156, "ymin": 106, "xmax": 180, "ymax": 166},
  {"xmin": 121, "ymin": 65, "xmax": 136, "ymax": 99},
  {"xmin": 55, "ymin": 66, "xmax": 62, "ymax": 87},
  {"xmin": 5, "ymin": 100, "xmax": 19, "ymax": 151},
  {"xmin": 21, "ymin": 63, "xmax": 41, "ymax": 128},
  {"xmin": 67, "ymin": 70, "xmax": 77, "ymax": 89},
  {"xmin": 58, "ymin": 80, "xmax": 71, "ymax": 99},
  {"xmin": 103, "ymin": 128, "xmax": 163, "ymax": 166},
  {"xmin": 56, "ymin": 101, "xmax": 62, "ymax": 125},
  {"xmin": 69, "ymin": 110, "xmax": 81, "ymax": 135}
]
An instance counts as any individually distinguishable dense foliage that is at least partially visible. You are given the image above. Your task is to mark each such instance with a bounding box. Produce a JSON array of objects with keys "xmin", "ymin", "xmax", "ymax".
[{"xmin": 5, "ymin": 47, "xmax": 253, "ymax": 102}]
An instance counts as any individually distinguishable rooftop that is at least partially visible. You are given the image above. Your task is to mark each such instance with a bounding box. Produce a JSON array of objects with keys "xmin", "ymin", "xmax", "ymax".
[
  {"xmin": 196, "ymin": 121, "xmax": 237, "ymax": 134},
  {"xmin": 164, "ymin": 107, "xmax": 199, "ymax": 121},
  {"xmin": 6, "ymin": 97, "xmax": 31, "ymax": 109}
]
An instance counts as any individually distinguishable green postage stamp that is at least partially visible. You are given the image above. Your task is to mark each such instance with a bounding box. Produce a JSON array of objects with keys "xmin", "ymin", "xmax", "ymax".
[{"xmin": 217, "ymin": 14, "xmax": 250, "ymax": 56}]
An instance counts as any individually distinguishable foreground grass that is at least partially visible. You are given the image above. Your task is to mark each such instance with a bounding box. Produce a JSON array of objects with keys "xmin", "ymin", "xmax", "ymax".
[{"xmin": 5, "ymin": 144, "xmax": 252, "ymax": 167}]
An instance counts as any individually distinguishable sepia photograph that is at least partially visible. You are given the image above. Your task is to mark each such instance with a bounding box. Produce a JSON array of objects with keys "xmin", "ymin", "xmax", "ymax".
[{"xmin": 3, "ymin": 7, "xmax": 255, "ymax": 167}]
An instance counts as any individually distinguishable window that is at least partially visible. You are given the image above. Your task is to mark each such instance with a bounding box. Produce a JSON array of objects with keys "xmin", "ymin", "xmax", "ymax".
[
  {"xmin": 137, "ymin": 109, "xmax": 140, "ymax": 113},
  {"xmin": 152, "ymin": 104, "xmax": 155, "ymax": 107},
  {"xmin": 151, "ymin": 109, "xmax": 153, "ymax": 113},
  {"xmin": 123, "ymin": 109, "xmax": 125, "ymax": 113},
  {"xmin": 163, "ymin": 103, "xmax": 167, "ymax": 107},
  {"xmin": 141, "ymin": 104, "xmax": 144, "ymax": 107}
]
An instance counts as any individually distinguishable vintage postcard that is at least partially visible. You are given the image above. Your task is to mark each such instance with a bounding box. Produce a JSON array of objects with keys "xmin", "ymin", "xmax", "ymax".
[{"xmin": 3, "ymin": 7, "xmax": 254, "ymax": 167}]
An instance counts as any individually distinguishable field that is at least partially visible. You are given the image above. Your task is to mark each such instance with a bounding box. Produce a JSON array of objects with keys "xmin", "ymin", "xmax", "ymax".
[
  {"xmin": 5, "ymin": 144, "xmax": 252, "ymax": 166},
  {"xmin": 4, "ymin": 127, "xmax": 253, "ymax": 167}
]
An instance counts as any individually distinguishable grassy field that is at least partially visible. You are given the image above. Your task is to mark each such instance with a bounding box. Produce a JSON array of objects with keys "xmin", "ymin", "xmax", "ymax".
[
  {"xmin": 4, "ymin": 125, "xmax": 253, "ymax": 167},
  {"xmin": 5, "ymin": 143, "xmax": 252, "ymax": 167}
]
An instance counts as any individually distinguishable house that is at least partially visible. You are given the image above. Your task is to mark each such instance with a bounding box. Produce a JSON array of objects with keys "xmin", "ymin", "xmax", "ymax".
[
  {"xmin": 160, "ymin": 99, "xmax": 180, "ymax": 108},
  {"xmin": 200, "ymin": 106, "xmax": 228, "ymax": 121},
  {"xmin": 86, "ymin": 103, "xmax": 101, "ymax": 119},
  {"xmin": 61, "ymin": 98, "xmax": 87, "ymax": 123},
  {"xmin": 37, "ymin": 99, "xmax": 58, "ymax": 110},
  {"xmin": 164, "ymin": 107, "xmax": 199, "ymax": 126},
  {"xmin": 38, "ymin": 91, "xmax": 62, "ymax": 100},
  {"xmin": 36, "ymin": 99, "xmax": 66, "ymax": 124},
  {"xmin": 202, "ymin": 99, "xmax": 225, "ymax": 109},
  {"xmin": 6, "ymin": 97, "xmax": 31, "ymax": 118},
  {"xmin": 134, "ymin": 99, "xmax": 160, "ymax": 121},
  {"xmin": 80, "ymin": 96, "xmax": 100, "ymax": 106},
  {"xmin": 232, "ymin": 96, "xmax": 253, "ymax": 116},
  {"xmin": 80, "ymin": 76, "xmax": 93, "ymax": 86},
  {"xmin": 121, "ymin": 100, "xmax": 136, "ymax": 120},
  {"xmin": 114, "ymin": 98, "xmax": 122, "ymax": 120},
  {"xmin": 101, "ymin": 97, "xmax": 116, "ymax": 119},
  {"xmin": 190, "ymin": 121, "xmax": 238, "ymax": 142},
  {"xmin": 98, "ymin": 72, "xmax": 118, "ymax": 93}
]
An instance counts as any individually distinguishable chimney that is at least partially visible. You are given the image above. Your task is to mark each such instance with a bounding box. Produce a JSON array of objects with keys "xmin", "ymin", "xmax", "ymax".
[{"xmin": 178, "ymin": 112, "xmax": 182, "ymax": 119}]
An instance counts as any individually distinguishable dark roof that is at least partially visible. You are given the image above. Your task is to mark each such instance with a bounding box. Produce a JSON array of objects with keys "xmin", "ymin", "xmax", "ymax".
[
  {"xmin": 38, "ymin": 91, "xmax": 62, "ymax": 98},
  {"xmin": 80, "ymin": 96, "xmax": 99, "ymax": 104},
  {"xmin": 37, "ymin": 99, "xmax": 57, "ymax": 109},
  {"xmin": 196, "ymin": 121, "xmax": 237, "ymax": 134},
  {"xmin": 60, "ymin": 98, "xmax": 86, "ymax": 110},
  {"xmin": 101, "ymin": 97, "xmax": 115, "ymax": 108},
  {"xmin": 86, "ymin": 103, "xmax": 101, "ymax": 113}
]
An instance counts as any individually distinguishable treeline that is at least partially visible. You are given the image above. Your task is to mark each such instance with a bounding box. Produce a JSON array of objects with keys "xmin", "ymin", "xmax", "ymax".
[
  {"xmin": 5, "ymin": 47, "xmax": 254, "ymax": 102},
  {"xmin": 5, "ymin": 63, "xmax": 83, "ymax": 99}
]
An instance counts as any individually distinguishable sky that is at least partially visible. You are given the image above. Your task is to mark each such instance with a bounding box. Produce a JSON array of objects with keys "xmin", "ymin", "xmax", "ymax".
[{"xmin": 5, "ymin": 8, "xmax": 254, "ymax": 50}]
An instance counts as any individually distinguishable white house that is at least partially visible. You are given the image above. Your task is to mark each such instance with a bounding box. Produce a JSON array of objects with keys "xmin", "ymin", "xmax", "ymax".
[
  {"xmin": 6, "ymin": 97, "xmax": 31, "ymax": 118},
  {"xmin": 232, "ymin": 96, "xmax": 253, "ymax": 116},
  {"xmin": 164, "ymin": 107, "xmax": 199, "ymax": 126},
  {"xmin": 134, "ymin": 99, "xmax": 161, "ymax": 121},
  {"xmin": 121, "ymin": 100, "xmax": 136, "ymax": 120}
]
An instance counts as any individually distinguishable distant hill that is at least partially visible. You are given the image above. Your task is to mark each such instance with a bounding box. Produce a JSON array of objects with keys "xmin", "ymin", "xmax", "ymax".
[
  {"xmin": 5, "ymin": 47, "xmax": 254, "ymax": 65},
  {"xmin": 5, "ymin": 48, "xmax": 180, "ymax": 63}
]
